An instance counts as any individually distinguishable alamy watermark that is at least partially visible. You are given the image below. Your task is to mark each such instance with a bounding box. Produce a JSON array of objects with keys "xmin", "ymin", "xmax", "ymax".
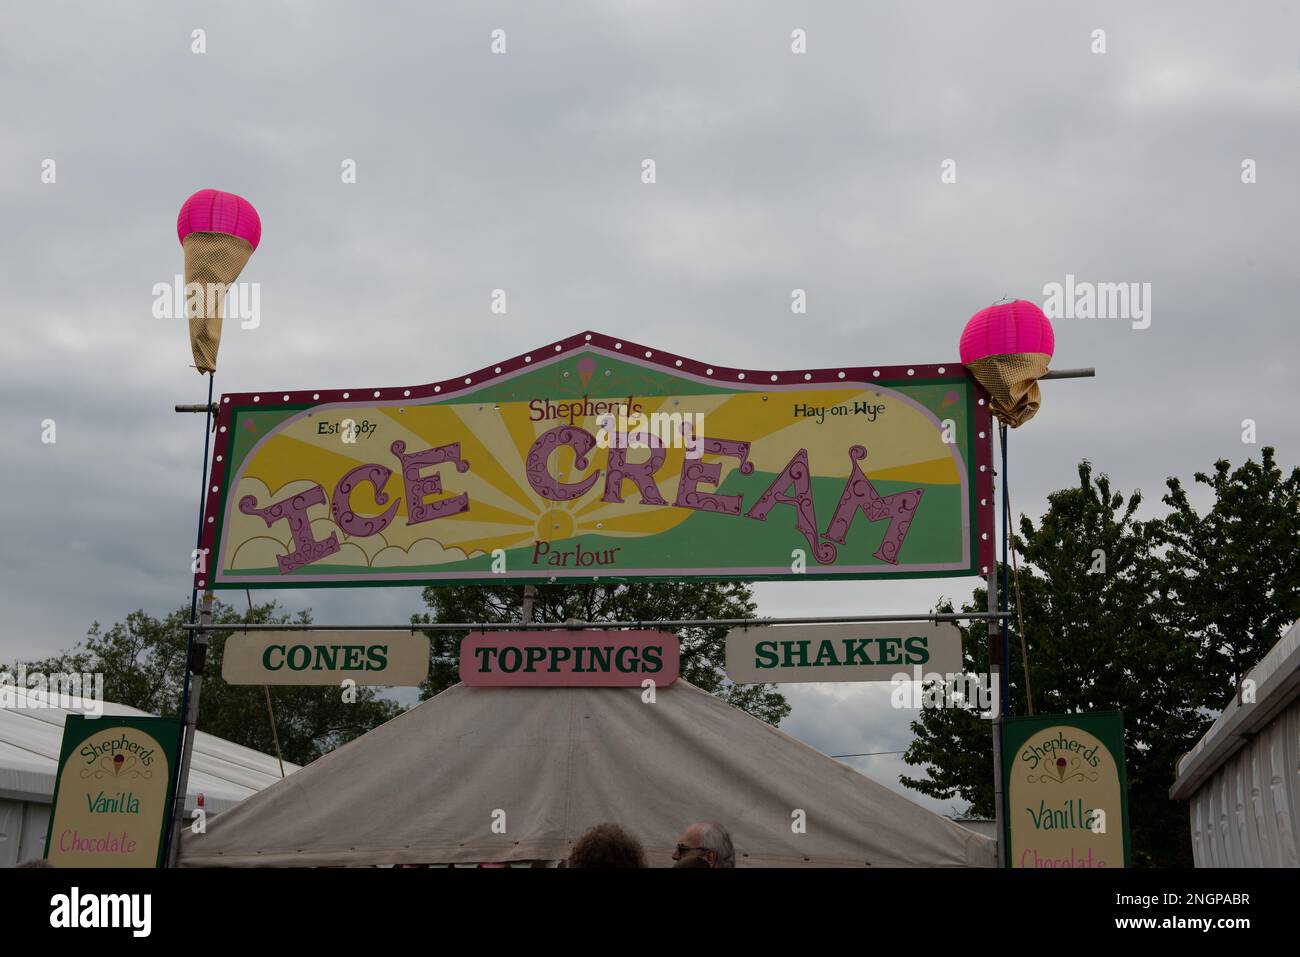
[
  {"xmin": 1042, "ymin": 274, "xmax": 1151, "ymax": 330},
  {"xmin": 152, "ymin": 275, "xmax": 261, "ymax": 329},
  {"xmin": 1, "ymin": 668, "xmax": 104, "ymax": 718},
  {"xmin": 595, "ymin": 410, "xmax": 705, "ymax": 459},
  {"xmin": 890, "ymin": 666, "xmax": 999, "ymax": 715}
]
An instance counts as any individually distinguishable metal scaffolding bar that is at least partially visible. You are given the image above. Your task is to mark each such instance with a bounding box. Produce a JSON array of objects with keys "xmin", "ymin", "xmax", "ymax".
[{"xmin": 185, "ymin": 610, "xmax": 1011, "ymax": 632}]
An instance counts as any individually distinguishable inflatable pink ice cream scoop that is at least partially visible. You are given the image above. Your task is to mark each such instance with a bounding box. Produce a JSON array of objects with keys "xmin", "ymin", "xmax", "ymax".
[
  {"xmin": 177, "ymin": 188, "xmax": 261, "ymax": 373},
  {"xmin": 959, "ymin": 299, "xmax": 1055, "ymax": 427}
]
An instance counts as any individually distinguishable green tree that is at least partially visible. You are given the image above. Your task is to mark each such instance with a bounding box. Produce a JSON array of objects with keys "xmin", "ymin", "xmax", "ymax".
[
  {"xmin": 902, "ymin": 462, "xmax": 1209, "ymax": 866},
  {"xmin": 416, "ymin": 581, "xmax": 789, "ymax": 725},
  {"xmin": 896, "ymin": 600, "xmax": 995, "ymax": 817},
  {"xmin": 15, "ymin": 600, "xmax": 402, "ymax": 766},
  {"xmin": 1157, "ymin": 447, "xmax": 1300, "ymax": 701}
]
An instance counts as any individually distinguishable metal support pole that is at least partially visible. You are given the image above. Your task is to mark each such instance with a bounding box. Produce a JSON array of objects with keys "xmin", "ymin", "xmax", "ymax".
[
  {"xmin": 167, "ymin": 590, "xmax": 212, "ymax": 867},
  {"xmin": 1039, "ymin": 368, "xmax": 1095, "ymax": 380},
  {"xmin": 164, "ymin": 372, "xmax": 215, "ymax": 868},
  {"xmin": 989, "ymin": 429, "xmax": 1005, "ymax": 868},
  {"xmin": 1000, "ymin": 424, "xmax": 1011, "ymax": 716},
  {"xmin": 520, "ymin": 583, "xmax": 538, "ymax": 624}
]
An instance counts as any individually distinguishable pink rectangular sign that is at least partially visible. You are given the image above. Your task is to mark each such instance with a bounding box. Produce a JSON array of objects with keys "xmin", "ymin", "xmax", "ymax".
[{"xmin": 459, "ymin": 630, "xmax": 680, "ymax": 687}]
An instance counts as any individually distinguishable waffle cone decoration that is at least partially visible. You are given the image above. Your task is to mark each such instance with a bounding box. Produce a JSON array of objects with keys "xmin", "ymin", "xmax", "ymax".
[
  {"xmin": 959, "ymin": 299, "xmax": 1055, "ymax": 428},
  {"xmin": 177, "ymin": 189, "xmax": 261, "ymax": 374}
]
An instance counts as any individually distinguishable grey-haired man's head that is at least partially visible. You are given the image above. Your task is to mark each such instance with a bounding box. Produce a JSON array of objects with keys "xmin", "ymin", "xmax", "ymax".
[{"xmin": 671, "ymin": 821, "xmax": 735, "ymax": 868}]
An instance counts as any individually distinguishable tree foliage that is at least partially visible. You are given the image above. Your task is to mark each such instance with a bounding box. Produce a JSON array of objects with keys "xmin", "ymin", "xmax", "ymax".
[
  {"xmin": 15, "ymin": 599, "xmax": 402, "ymax": 767},
  {"xmin": 902, "ymin": 450, "xmax": 1300, "ymax": 866},
  {"xmin": 1157, "ymin": 446, "xmax": 1300, "ymax": 699}
]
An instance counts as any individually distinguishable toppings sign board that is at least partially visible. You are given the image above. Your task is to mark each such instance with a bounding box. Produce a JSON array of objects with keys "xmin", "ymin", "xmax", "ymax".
[
  {"xmin": 459, "ymin": 630, "xmax": 680, "ymax": 686},
  {"xmin": 196, "ymin": 331, "xmax": 992, "ymax": 589}
]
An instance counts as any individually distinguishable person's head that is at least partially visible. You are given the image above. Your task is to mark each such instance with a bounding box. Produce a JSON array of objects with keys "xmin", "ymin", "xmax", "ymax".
[
  {"xmin": 567, "ymin": 823, "xmax": 646, "ymax": 868},
  {"xmin": 671, "ymin": 822, "xmax": 735, "ymax": 868}
]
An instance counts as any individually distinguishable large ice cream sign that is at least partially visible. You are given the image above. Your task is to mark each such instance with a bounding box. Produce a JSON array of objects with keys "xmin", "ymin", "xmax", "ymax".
[{"xmin": 196, "ymin": 332, "xmax": 993, "ymax": 589}]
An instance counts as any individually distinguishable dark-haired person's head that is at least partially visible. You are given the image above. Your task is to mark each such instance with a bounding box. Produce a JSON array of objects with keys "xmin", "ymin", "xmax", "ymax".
[{"xmin": 567, "ymin": 823, "xmax": 646, "ymax": 868}]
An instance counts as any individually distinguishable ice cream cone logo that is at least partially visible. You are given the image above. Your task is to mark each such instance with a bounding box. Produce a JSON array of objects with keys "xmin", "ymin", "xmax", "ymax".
[
  {"xmin": 577, "ymin": 357, "xmax": 596, "ymax": 390},
  {"xmin": 101, "ymin": 752, "xmax": 134, "ymax": 776},
  {"xmin": 177, "ymin": 188, "xmax": 261, "ymax": 374},
  {"xmin": 1055, "ymin": 756, "xmax": 1068, "ymax": 781},
  {"xmin": 941, "ymin": 389, "xmax": 959, "ymax": 409}
]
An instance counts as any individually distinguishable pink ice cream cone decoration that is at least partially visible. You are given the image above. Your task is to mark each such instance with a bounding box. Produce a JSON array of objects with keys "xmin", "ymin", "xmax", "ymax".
[
  {"xmin": 959, "ymin": 299, "xmax": 1055, "ymax": 427},
  {"xmin": 177, "ymin": 188, "xmax": 261, "ymax": 374},
  {"xmin": 577, "ymin": 357, "xmax": 596, "ymax": 390}
]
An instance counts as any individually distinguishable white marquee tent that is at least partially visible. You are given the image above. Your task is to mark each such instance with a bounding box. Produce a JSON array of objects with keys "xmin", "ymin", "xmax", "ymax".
[
  {"xmin": 182, "ymin": 679, "xmax": 995, "ymax": 867},
  {"xmin": 0, "ymin": 686, "xmax": 297, "ymax": 867},
  {"xmin": 1170, "ymin": 619, "xmax": 1300, "ymax": 866}
]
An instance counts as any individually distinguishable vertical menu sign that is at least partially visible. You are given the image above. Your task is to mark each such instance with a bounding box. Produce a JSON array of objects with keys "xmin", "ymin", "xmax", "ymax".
[
  {"xmin": 1002, "ymin": 710, "xmax": 1130, "ymax": 868},
  {"xmin": 44, "ymin": 715, "xmax": 181, "ymax": 868}
]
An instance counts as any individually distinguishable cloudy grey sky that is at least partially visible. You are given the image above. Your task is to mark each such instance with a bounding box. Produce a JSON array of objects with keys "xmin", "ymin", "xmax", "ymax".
[{"xmin": 2, "ymin": 2, "xmax": 1297, "ymax": 815}]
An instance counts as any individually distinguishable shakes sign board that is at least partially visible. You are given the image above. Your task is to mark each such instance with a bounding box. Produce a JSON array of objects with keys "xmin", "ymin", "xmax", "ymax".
[
  {"xmin": 725, "ymin": 622, "xmax": 962, "ymax": 683},
  {"xmin": 44, "ymin": 715, "xmax": 180, "ymax": 868},
  {"xmin": 195, "ymin": 332, "xmax": 992, "ymax": 590},
  {"xmin": 1003, "ymin": 711, "xmax": 1131, "ymax": 868}
]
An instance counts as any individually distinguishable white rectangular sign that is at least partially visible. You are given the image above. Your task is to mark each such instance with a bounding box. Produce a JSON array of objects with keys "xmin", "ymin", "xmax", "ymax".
[
  {"xmin": 725, "ymin": 622, "xmax": 963, "ymax": 684},
  {"xmin": 222, "ymin": 631, "xmax": 430, "ymax": 686}
]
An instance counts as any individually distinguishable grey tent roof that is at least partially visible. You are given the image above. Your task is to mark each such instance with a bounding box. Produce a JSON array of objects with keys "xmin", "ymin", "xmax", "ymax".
[{"xmin": 181, "ymin": 679, "xmax": 993, "ymax": 867}]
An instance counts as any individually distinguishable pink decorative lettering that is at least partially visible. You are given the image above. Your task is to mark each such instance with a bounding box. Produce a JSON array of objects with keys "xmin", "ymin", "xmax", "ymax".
[
  {"xmin": 823, "ymin": 445, "xmax": 924, "ymax": 564},
  {"xmin": 239, "ymin": 486, "xmax": 341, "ymax": 573},
  {"xmin": 526, "ymin": 426, "xmax": 599, "ymax": 502},
  {"xmin": 744, "ymin": 449, "xmax": 836, "ymax": 564},
  {"xmin": 390, "ymin": 440, "xmax": 470, "ymax": 524},
  {"xmin": 603, "ymin": 431, "xmax": 668, "ymax": 505},
  {"xmin": 675, "ymin": 433, "xmax": 753, "ymax": 515},
  {"xmin": 331, "ymin": 464, "xmax": 400, "ymax": 537}
]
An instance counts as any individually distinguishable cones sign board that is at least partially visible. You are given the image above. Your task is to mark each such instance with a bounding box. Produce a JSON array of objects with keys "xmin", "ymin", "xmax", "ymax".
[
  {"xmin": 221, "ymin": 631, "xmax": 430, "ymax": 686},
  {"xmin": 195, "ymin": 332, "xmax": 993, "ymax": 590},
  {"xmin": 725, "ymin": 622, "xmax": 963, "ymax": 684}
]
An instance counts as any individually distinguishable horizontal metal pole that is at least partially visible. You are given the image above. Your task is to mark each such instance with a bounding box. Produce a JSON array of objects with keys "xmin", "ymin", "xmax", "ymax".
[
  {"xmin": 186, "ymin": 611, "xmax": 1010, "ymax": 632},
  {"xmin": 175, "ymin": 403, "xmax": 219, "ymax": 413}
]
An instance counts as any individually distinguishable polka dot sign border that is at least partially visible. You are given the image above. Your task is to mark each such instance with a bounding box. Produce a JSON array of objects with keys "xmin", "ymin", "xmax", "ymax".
[{"xmin": 195, "ymin": 330, "xmax": 995, "ymax": 589}]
